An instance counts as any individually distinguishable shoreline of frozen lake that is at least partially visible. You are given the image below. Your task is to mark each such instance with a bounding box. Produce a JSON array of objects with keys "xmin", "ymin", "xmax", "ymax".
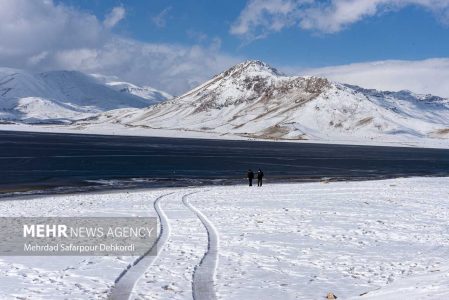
[{"xmin": 2, "ymin": 123, "xmax": 449, "ymax": 149}]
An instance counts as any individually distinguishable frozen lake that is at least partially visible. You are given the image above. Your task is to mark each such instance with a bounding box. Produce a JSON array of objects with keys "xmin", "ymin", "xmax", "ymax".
[{"xmin": 1, "ymin": 130, "xmax": 449, "ymax": 194}]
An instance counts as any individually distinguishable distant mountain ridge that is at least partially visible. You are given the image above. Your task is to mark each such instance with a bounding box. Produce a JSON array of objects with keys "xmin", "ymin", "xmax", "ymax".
[
  {"xmin": 81, "ymin": 60, "xmax": 449, "ymax": 142},
  {"xmin": 90, "ymin": 74, "xmax": 172, "ymax": 103},
  {"xmin": 0, "ymin": 68, "xmax": 170, "ymax": 124}
]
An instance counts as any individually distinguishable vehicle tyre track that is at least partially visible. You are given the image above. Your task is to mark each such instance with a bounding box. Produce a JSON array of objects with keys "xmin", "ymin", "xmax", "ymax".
[
  {"xmin": 182, "ymin": 192, "xmax": 219, "ymax": 300},
  {"xmin": 109, "ymin": 192, "xmax": 173, "ymax": 300}
]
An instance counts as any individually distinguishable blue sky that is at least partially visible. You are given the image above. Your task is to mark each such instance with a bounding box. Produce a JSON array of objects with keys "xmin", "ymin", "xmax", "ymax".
[
  {"xmin": 2, "ymin": 0, "xmax": 449, "ymax": 96},
  {"xmin": 55, "ymin": 0, "xmax": 449, "ymax": 67}
]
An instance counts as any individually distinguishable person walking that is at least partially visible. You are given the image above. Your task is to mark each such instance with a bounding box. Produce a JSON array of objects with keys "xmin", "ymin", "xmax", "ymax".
[
  {"xmin": 247, "ymin": 169, "xmax": 254, "ymax": 186},
  {"xmin": 257, "ymin": 169, "xmax": 264, "ymax": 187}
]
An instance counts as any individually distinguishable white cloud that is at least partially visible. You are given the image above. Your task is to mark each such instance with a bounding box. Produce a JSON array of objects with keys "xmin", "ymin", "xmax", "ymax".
[
  {"xmin": 288, "ymin": 58, "xmax": 449, "ymax": 98},
  {"xmin": 152, "ymin": 6, "xmax": 172, "ymax": 28},
  {"xmin": 300, "ymin": 0, "xmax": 449, "ymax": 33},
  {"xmin": 0, "ymin": 0, "xmax": 240, "ymax": 95},
  {"xmin": 103, "ymin": 6, "xmax": 126, "ymax": 29},
  {"xmin": 52, "ymin": 38, "xmax": 239, "ymax": 96},
  {"xmin": 4, "ymin": 0, "xmax": 449, "ymax": 98},
  {"xmin": 230, "ymin": 0, "xmax": 303, "ymax": 40},
  {"xmin": 0, "ymin": 0, "xmax": 103, "ymax": 58},
  {"xmin": 231, "ymin": 0, "xmax": 449, "ymax": 39}
]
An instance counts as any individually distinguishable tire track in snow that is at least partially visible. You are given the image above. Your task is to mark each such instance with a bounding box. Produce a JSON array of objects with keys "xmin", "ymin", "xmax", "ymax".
[
  {"xmin": 109, "ymin": 192, "xmax": 173, "ymax": 300},
  {"xmin": 182, "ymin": 192, "xmax": 219, "ymax": 300}
]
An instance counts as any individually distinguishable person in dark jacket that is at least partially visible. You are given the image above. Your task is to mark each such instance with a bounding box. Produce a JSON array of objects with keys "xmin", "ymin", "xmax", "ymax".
[
  {"xmin": 257, "ymin": 169, "xmax": 264, "ymax": 187},
  {"xmin": 247, "ymin": 169, "xmax": 254, "ymax": 186}
]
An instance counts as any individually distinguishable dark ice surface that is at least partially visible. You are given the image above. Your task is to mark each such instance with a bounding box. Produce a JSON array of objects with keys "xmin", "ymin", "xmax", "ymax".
[{"xmin": 1, "ymin": 130, "xmax": 449, "ymax": 197}]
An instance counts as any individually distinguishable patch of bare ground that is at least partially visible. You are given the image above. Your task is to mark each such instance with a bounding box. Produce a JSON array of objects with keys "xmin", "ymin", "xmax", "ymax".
[
  {"xmin": 262, "ymin": 124, "xmax": 289, "ymax": 138},
  {"xmin": 356, "ymin": 117, "xmax": 374, "ymax": 127},
  {"xmin": 437, "ymin": 128, "xmax": 449, "ymax": 134},
  {"xmin": 232, "ymin": 122, "xmax": 246, "ymax": 129},
  {"xmin": 241, "ymin": 132, "xmax": 308, "ymax": 140},
  {"xmin": 240, "ymin": 124, "xmax": 308, "ymax": 140},
  {"xmin": 429, "ymin": 128, "xmax": 449, "ymax": 138},
  {"xmin": 329, "ymin": 121, "xmax": 343, "ymax": 128}
]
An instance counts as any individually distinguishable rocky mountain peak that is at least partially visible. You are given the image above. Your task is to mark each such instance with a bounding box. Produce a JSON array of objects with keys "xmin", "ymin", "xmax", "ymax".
[{"xmin": 221, "ymin": 60, "xmax": 284, "ymax": 79}]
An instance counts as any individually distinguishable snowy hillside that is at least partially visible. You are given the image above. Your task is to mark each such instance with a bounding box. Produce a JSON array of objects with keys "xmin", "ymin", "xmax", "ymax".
[
  {"xmin": 91, "ymin": 74, "xmax": 172, "ymax": 103},
  {"xmin": 107, "ymin": 81, "xmax": 171, "ymax": 103},
  {"xmin": 0, "ymin": 68, "xmax": 169, "ymax": 124},
  {"xmin": 82, "ymin": 60, "xmax": 449, "ymax": 143}
]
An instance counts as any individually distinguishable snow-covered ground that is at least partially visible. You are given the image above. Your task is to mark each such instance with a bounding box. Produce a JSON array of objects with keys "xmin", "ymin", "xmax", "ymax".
[
  {"xmin": 0, "ymin": 177, "xmax": 448, "ymax": 299},
  {"xmin": 2, "ymin": 122, "xmax": 449, "ymax": 149}
]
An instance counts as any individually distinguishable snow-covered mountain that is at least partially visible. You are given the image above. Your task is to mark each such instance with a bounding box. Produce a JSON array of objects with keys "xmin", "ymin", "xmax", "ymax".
[
  {"xmin": 81, "ymin": 60, "xmax": 449, "ymax": 143},
  {"xmin": 0, "ymin": 68, "xmax": 170, "ymax": 124},
  {"xmin": 90, "ymin": 74, "xmax": 172, "ymax": 103},
  {"xmin": 107, "ymin": 81, "xmax": 172, "ymax": 103}
]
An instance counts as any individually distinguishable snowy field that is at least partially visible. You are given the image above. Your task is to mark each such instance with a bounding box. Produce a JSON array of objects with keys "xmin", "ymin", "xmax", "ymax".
[
  {"xmin": 2, "ymin": 123, "xmax": 449, "ymax": 149},
  {"xmin": 0, "ymin": 177, "xmax": 448, "ymax": 299}
]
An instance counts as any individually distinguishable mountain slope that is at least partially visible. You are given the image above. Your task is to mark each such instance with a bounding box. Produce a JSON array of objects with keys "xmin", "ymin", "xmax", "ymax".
[
  {"xmin": 82, "ymin": 60, "xmax": 449, "ymax": 143},
  {"xmin": 0, "ymin": 68, "xmax": 170, "ymax": 124},
  {"xmin": 106, "ymin": 81, "xmax": 171, "ymax": 103},
  {"xmin": 90, "ymin": 74, "xmax": 172, "ymax": 103}
]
